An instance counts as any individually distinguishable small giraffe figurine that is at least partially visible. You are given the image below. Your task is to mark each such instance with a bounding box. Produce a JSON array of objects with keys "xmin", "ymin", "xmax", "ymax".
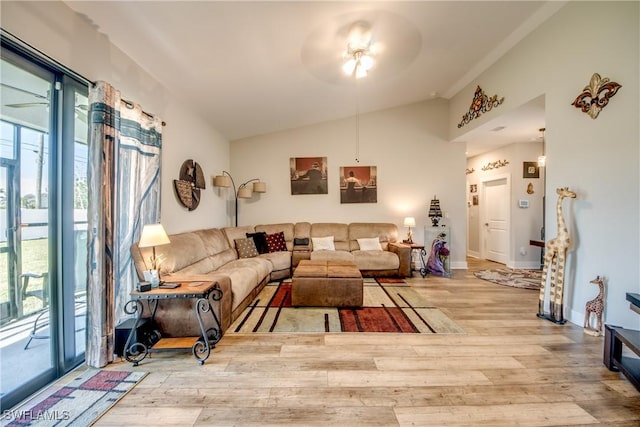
[
  {"xmin": 584, "ymin": 276, "xmax": 605, "ymax": 336},
  {"xmin": 538, "ymin": 187, "xmax": 577, "ymax": 323}
]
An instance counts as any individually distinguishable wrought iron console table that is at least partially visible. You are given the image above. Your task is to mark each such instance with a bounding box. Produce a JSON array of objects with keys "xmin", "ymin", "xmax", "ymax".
[{"xmin": 123, "ymin": 281, "xmax": 223, "ymax": 366}]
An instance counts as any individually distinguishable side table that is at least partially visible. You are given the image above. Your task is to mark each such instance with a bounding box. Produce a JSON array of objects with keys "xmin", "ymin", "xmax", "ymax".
[
  {"xmin": 123, "ymin": 281, "xmax": 223, "ymax": 366},
  {"xmin": 406, "ymin": 243, "xmax": 427, "ymax": 278}
]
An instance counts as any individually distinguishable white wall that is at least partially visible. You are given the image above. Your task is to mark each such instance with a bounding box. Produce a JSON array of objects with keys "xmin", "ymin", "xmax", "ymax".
[
  {"xmin": 451, "ymin": 2, "xmax": 640, "ymax": 329},
  {"xmin": 230, "ymin": 99, "xmax": 469, "ymax": 269},
  {"xmin": 467, "ymin": 141, "xmax": 544, "ymax": 269},
  {"xmin": 1, "ymin": 1, "xmax": 230, "ymax": 234}
]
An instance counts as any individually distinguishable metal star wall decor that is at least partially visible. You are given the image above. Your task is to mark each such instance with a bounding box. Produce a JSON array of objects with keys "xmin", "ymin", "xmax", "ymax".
[
  {"xmin": 571, "ymin": 73, "xmax": 621, "ymax": 119},
  {"xmin": 457, "ymin": 85, "xmax": 505, "ymax": 129}
]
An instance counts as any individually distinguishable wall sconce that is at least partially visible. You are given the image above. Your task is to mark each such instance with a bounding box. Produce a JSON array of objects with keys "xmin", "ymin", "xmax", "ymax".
[
  {"xmin": 403, "ymin": 217, "xmax": 416, "ymax": 243},
  {"xmin": 213, "ymin": 171, "xmax": 266, "ymax": 226}
]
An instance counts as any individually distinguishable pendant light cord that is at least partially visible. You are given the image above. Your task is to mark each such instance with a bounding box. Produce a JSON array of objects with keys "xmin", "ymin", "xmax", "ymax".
[{"xmin": 355, "ymin": 80, "xmax": 360, "ymax": 163}]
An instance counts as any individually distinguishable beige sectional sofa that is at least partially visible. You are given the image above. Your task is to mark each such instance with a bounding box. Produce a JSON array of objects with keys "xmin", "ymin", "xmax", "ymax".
[{"xmin": 130, "ymin": 222, "xmax": 410, "ymax": 336}]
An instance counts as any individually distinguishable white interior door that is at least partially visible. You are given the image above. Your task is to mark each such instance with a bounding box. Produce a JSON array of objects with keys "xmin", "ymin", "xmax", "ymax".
[{"xmin": 483, "ymin": 177, "xmax": 509, "ymax": 264}]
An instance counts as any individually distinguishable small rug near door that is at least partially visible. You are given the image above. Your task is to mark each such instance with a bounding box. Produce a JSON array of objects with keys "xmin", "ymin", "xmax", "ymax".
[
  {"xmin": 4, "ymin": 369, "xmax": 146, "ymax": 426},
  {"xmin": 474, "ymin": 268, "xmax": 542, "ymax": 290},
  {"xmin": 229, "ymin": 278, "xmax": 464, "ymax": 334}
]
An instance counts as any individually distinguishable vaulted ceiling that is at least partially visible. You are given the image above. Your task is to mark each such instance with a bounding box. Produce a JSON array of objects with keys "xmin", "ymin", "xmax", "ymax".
[{"xmin": 63, "ymin": 1, "xmax": 556, "ymax": 154}]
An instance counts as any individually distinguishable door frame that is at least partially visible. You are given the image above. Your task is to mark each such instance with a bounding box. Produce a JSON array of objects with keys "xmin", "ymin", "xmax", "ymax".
[{"xmin": 480, "ymin": 173, "xmax": 511, "ymax": 263}]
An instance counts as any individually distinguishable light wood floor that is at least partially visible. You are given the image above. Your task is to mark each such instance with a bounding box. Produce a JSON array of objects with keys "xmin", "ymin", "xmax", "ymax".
[{"xmin": 98, "ymin": 259, "xmax": 640, "ymax": 426}]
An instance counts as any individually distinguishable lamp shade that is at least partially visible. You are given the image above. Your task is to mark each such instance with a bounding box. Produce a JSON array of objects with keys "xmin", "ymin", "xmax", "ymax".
[
  {"xmin": 213, "ymin": 175, "xmax": 232, "ymax": 188},
  {"xmin": 237, "ymin": 187, "xmax": 253, "ymax": 198},
  {"xmin": 139, "ymin": 223, "xmax": 170, "ymax": 248},
  {"xmin": 403, "ymin": 217, "xmax": 416, "ymax": 227},
  {"xmin": 252, "ymin": 181, "xmax": 267, "ymax": 193}
]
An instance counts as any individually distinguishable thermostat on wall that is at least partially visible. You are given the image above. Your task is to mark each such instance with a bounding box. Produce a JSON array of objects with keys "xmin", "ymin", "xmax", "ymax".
[{"xmin": 518, "ymin": 199, "xmax": 529, "ymax": 208}]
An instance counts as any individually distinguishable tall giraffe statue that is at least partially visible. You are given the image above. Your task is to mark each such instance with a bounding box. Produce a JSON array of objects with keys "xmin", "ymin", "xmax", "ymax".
[{"xmin": 538, "ymin": 187, "xmax": 577, "ymax": 323}]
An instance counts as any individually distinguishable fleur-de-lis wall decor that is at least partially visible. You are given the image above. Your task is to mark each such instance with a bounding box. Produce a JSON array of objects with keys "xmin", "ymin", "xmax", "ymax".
[
  {"xmin": 571, "ymin": 73, "xmax": 622, "ymax": 119},
  {"xmin": 457, "ymin": 85, "xmax": 505, "ymax": 129}
]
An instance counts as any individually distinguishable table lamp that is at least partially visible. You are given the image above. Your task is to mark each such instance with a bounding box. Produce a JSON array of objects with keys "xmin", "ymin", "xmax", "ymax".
[
  {"xmin": 138, "ymin": 223, "xmax": 171, "ymax": 285},
  {"xmin": 403, "ymin": 217, "xmax": 416, "ymax": 243}
]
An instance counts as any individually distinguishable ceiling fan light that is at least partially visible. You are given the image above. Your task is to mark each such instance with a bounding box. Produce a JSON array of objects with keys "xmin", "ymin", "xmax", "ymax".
[
  {"xmin": 355, "ymin": 66, "xmax": 368, "ymax": 79},
  {"xmin": 342, "ymin": 58, "xmax": 356, "ymax": 75},
  {"xmin": 359, "ymin": 54, "xmax": 374, "ymax": 71}
]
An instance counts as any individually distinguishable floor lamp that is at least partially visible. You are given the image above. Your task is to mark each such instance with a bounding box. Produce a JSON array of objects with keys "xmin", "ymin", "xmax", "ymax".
[{"xmin": 213, "ymin": 171, "xmax": 267, "ymax": 226}]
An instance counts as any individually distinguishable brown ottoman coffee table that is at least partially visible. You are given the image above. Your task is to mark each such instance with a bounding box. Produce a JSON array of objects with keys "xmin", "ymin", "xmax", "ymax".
[{"xmin": 291, "ymin": 260, "xmax": 363, "ymax": 307}]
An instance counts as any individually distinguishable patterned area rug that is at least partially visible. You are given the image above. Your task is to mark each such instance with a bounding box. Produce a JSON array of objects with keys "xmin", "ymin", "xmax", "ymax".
[
  {"xmin": 229, "ymin": 278, "xmax": 464, "ymax": 334},
  {"xmin": 474, "ymin": 268, "xmax": 542, "ymax": 290},
  {"xmin": 4, "ymin": 369, "xmax": 146, "ymax": 426}
]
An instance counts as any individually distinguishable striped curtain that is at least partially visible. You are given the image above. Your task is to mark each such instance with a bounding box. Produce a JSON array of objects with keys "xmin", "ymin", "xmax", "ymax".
[{"xmin": 86, "ymin": 81, "xmax": 162, "ymax": 368}]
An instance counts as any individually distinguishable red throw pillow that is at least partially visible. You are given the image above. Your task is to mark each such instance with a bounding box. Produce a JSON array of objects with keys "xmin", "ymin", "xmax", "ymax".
[{"xmin": 265, "ymin": 231, "xmax": 287, "ymax": 252}]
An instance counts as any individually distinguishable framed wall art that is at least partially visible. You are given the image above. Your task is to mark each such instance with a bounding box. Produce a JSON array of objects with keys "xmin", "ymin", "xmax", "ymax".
[
  {"xmin": 523, "ymin": 161, "xmax": 540, "ymax": 178},
  {"xmin": 290, "ymin": 157, "xmax": 328, "ymax": 195},
  {"xmin": 339, "ymin": 165, "xmax": 377, "ymax": 204}
]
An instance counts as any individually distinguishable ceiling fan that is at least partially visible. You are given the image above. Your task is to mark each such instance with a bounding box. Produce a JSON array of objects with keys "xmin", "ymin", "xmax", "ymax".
[{"xmin": 1, "ymin": 82, "xmax": 88, "ymax": 122}]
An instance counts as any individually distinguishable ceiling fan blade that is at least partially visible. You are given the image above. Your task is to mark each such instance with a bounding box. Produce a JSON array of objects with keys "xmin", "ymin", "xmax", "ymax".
[
  {"xmin": 0, "ymin": 82, "xmax": 48, "ymax": 100},
  {"xmin": 5, "ymin": 102, "xmax": 49, "ymax": 108}
]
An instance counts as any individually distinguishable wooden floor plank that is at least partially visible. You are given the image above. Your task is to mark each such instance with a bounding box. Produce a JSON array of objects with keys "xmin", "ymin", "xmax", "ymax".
[{"xmin": 394, "ymin": 402, "xmax": 599, "ymax": 426}]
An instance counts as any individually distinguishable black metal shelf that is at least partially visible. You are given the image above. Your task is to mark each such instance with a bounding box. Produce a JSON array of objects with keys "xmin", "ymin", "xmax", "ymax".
[{"xmin": 603, "ymin": 293, "xmax": 640, "ymax": 392}]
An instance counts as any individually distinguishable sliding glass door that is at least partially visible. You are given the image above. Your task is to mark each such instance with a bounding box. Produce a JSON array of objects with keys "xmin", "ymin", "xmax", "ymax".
[{"xmin": 0, "ymin": 43, "xmax": 88, "ymax": 410}]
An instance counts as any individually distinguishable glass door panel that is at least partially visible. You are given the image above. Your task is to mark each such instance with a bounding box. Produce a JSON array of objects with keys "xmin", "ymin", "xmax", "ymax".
[
  {"xmin": 1, "ymin": 35, "xmax": 89, "ymax": 411},
  {"xmin": 20, "ymin": 127, "xmax": 50, "ymax": 317},
  {"xmin": 72, "ymin": 90, "xmax": 88, "ymax": 358},
  {"xmin": 0, "ymin": 55, "xmax": 54, "ymax": 400},
  {"xmin": 0, "ymin": 163, "xmax": 11, "ymax": 323}
]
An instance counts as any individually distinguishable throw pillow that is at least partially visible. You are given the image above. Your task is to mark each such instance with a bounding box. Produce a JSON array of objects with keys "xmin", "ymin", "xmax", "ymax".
[
  {"xmin": 265, "ymin": 231, "xmax": 287, "ymax": 252},
  {"xmin": 312, "ymin": 235, "xmax": 335, "ymax": 251},
  {"xmin": 246, "ymin": 232, "xmax": 269, "ymax": 254},
  {"xmin": 235, "ymin": 238, "xmax": 259, "ymax": 258},
  {"xmin": 357, "ymin": 237, "xmax": 383, "ymax": 251}
]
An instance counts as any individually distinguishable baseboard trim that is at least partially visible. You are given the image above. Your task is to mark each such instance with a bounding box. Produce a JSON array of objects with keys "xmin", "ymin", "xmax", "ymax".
[
  {"xmin": 510, "ymin": 261, "xmax": 542, "ymax": 270},
  {"xmin": 451, "ymin": 261, "xmax": 468, "ymax": 269}
]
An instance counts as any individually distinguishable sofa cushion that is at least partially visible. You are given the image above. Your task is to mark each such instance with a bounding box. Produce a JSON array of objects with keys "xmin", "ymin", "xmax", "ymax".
[
  {"xmin": 348, "ymin": 223, "xmax": 399, "ymax": 251},
  {"xmin": 312, "ymin": 235, "xmax": 335, "ymax": 251},
  {"xmin": 223, "ymin": 226, "xmax": 256, "ymax": 249},
  {"xmin": 246, "ymin": 231, "xmax": 269, "ymax": 254},
  {"xmin": 216, "ymin": 264, "xmax": 261, "ymax": 311},
  {"xmin": 235, "ymin": 238, "xmax": 259, "ymax": 258},
  {"xmin": 154, "ymin": 231, "xmax": 208, "ymax": 274},
  {"xmin": 266, "ymin": 231, "xmax": 287, "ymax": 252},
  {"xmin": 152, "ymin": 228, "xmax": 237, "ymax": 275},
  {"xmin": 357, "ymin": 237, "xmax": 382, "ymax": 251},
  {"xmin": 352, "ymin": 250, "xmax": 400, "ymax": 271},
  {"xmin": 258, "ymin": 251, "xmax": 291, "ymax": 271},
  {"xmin": 310, "ymin": 250, "xmax": 355, "ymax": 263},
  {"xmin": 311, "ymin": 223, "xmax": 349, "ymax": 251}
]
